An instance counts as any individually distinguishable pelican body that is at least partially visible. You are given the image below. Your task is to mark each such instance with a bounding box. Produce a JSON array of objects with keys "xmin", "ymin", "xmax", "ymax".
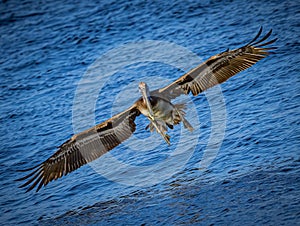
[
  {"xmin": 17, "ymin": 27, "xmax": 277, "ymax": 192},
  {"xmin": 137, "ymin": 82, "xmax": 193, "ymax": 144}
]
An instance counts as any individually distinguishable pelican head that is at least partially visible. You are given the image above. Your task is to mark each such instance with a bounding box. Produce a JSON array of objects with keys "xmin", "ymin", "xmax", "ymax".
[
  {"xmin": 139, "ymin": 82, "xmax": 151, "ymax": 102},
  {"xmin": 139, "ymin": 82, "xmax": 154, "ymax": 117}
]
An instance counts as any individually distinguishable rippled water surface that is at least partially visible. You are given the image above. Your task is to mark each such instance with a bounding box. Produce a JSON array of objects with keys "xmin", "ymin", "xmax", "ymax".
[{"xmin": 1, "ymin": 0, "xmax": 299, "ymax": 225}]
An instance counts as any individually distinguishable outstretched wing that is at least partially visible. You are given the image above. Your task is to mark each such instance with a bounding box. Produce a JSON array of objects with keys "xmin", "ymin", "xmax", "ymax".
[
  {"xmin": 17, "ymin": 104, "xmax": 140, "ymax": 192},
  {"xmin": 154, "ymin": 27, "xmax": 277, "ymax": 100}
]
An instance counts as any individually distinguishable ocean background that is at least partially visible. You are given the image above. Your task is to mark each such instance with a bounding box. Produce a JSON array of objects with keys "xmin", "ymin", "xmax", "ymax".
[{"xmin": 1, "ymin": 0, "xmax": 299, "ymax": 225}]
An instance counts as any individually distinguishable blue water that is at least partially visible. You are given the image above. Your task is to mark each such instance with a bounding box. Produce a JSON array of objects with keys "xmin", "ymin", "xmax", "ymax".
[{"xmin": 1, "ymin": 0, "xmax": 300, "ymax": 225}]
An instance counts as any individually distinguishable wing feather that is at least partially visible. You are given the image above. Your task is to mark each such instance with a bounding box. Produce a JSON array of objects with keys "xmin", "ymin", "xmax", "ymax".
[
  {"xmin": 17, "ymin": 104, "xmax": 140, "ymax": 192},
  {"xmin": 154, "ymin": 27, "xmax": 277, "ymax": 99}
]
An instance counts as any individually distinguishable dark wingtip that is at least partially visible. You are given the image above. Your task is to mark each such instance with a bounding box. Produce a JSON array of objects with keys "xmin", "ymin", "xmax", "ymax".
[
  {"xmin": 246, "ymin": 26, "xmax": 263, "ymax": 46},
  {"xmin": 16, "ymin": 163, "xmax": 44, "ymax": 193},
  {"xmin": 16, "ymin": 165, "xmax": 39, "ymax": 172},
  {"xmin": 15, "ymin": 169, "xmax": 40, "ymax": 183},
  {"xmin": 256, "ymin": 38, "xmax": 278, "ymax": 47},
  {"xmin": 251, "ymin": 28, "xmax": 273, "ymax": 46}
]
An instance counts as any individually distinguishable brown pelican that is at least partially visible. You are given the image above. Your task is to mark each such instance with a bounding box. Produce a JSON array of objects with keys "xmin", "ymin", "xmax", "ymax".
[{"xmin": 17, "ymin": 27, "xmax": 277, "ymax": 192}]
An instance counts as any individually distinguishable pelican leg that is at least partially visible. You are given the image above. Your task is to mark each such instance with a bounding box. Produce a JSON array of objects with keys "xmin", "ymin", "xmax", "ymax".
[
  {"xmin": 174, "ymin": 108, "xmax": 194, "ymax": 132},
  {"xmin": 148, "ymin": 116, "xmax": 171, "ymax": 145},
  {"xmin": 147, "ymin": 104, "xmax": 170, "ymax": 145}
]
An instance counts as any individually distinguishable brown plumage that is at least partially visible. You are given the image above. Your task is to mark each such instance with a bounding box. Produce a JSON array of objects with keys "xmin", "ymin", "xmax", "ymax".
[{"xmin": 17, "ymin": 27, "xmax": 277, "ymax": 192}]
